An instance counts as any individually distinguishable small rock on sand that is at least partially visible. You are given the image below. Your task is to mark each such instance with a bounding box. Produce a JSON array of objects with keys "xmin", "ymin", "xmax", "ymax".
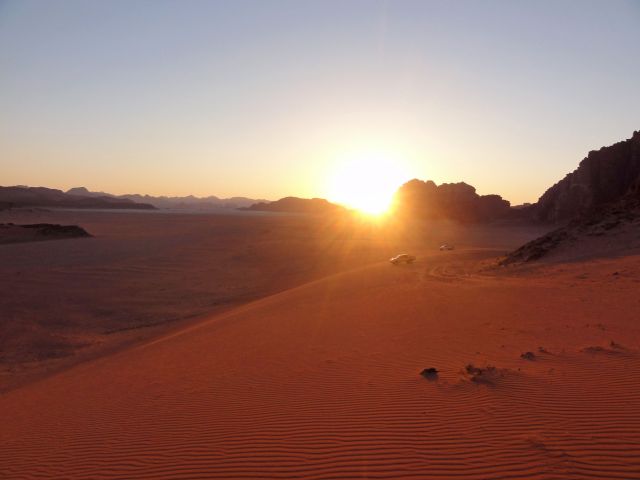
[{"xmin": 420, "ymin": 368, "xmax": 438, "ymax": 379}]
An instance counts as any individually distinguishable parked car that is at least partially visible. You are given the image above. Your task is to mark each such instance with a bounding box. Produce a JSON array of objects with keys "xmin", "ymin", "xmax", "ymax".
[
  {"xmin": 390, "ymin": 253, "xmax": 416, "ymax": 264},
  {"xmin": 439, "ymin": 244, "xmax": 454, "ymax": 251}
]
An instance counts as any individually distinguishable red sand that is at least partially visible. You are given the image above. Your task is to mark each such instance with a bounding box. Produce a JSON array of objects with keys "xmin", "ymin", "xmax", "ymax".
[
  {"xmin": 0, "ymin": 210, "xmax": 541, "ymax": 391},
  {"xmin": 2, "ymin": 215, "xmax": 640, "ymax": 478}
]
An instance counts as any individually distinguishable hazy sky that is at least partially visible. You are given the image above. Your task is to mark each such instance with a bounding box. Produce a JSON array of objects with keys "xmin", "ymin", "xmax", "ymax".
[{"xmin": 1, "ymin": 0, "xmax": 639, "ymax": 204}]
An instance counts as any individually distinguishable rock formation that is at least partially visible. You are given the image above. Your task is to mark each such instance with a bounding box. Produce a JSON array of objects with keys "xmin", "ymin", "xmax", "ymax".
[
  {"xmin": 501, "ymin": 191, "xmax": 640, "ymax": 264},
  {"xmin": 244, "ymin": 197, "xmax": 346, "ymax": 215},
  {"xmin": 0, "ymin": 223, "xmax": 92, "ymax": 244},
  {"xmin": 503, "ymin": 130, "xmax": 640, "ymax": 263},
  {"xmin": 392, "ymin": 180, "xmax": 511, "ymax": 222},
  {"xmin": 531, "ymin": 131, "xmax": 640, "ymax": 223}
]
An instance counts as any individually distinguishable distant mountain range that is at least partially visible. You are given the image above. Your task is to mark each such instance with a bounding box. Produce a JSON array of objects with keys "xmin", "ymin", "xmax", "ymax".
[
  {"xmin": 0, "ymin": 186, "xmax": 156, "ymax": 210},
  {"xmin": 66, "ymin": 187, "xmax": 267, "ymax": 210},
  {"xmin": 0, "ymin": 186, "xmax": 269, "ymax": 211}
]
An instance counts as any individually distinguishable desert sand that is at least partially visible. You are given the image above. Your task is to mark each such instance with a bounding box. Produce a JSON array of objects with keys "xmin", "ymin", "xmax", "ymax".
[
  {"xmin": 0, "ymin": 209, "xmax": 541, "ymax": 391},
  {"xmin": 1, "ymin": 210, "xmax": 639, "ymax": 479}
]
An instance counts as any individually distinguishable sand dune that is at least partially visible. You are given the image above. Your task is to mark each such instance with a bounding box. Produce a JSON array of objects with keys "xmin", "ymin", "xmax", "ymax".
[
  {"xmin": 2, "ymin": 245, "xmax": 639, "ymax": 479},
  {"xmin": 0, "ymin": 209, "xmax": 544, "ymax": 391}
]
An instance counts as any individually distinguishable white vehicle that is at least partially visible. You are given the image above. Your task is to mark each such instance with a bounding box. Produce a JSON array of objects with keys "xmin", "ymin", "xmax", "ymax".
[
  {"xmin": 439, "ymin": 244, "xmax": 454, "ymax": 251},
  {"xmin": 390, "ymin": 253, "xmax": 416, "ymax": 265}
]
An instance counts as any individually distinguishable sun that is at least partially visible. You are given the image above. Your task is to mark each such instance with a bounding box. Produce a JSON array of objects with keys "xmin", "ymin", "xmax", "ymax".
[{"xmin": 327, "ymin": 153, "xmax": 410, "ymax": 215}]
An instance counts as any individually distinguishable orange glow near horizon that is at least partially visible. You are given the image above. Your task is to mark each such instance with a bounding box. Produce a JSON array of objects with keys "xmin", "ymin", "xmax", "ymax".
[{"xmin": 326, "ymin": 152, "xmax": 411, "ymax": 216}]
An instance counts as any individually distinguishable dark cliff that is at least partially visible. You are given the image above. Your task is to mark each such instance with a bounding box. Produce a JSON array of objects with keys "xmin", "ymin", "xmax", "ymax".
[
  {"xmin": 503, "ymin": 130, "xmax": 640, "ymax": 263},
  {"xmin": 532, "ymin": 131, "xmax": 640, "ymax": 223}
]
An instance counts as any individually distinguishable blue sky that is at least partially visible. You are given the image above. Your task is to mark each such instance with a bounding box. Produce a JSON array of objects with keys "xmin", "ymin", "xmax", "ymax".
[{"xmin": 1, "ymin": 0, "xmax": 639, "ymax": 204}]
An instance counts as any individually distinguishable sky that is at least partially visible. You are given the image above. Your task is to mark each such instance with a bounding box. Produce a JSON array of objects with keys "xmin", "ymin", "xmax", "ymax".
[{"xmin": 1, "ymin": 0, "xmax": 639, "ymax": 205}]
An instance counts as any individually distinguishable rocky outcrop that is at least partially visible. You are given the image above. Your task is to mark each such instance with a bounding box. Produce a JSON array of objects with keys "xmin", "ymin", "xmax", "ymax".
[
  {"xmin": 244, "ymin": 197, "xmax": 346, "ymax": 215},
  {"xmin": 532, "ymin": 131, "xmax": 640, "ymax": 223},
  {"xmin": 392, "ymin": 180, "xmax": 511, "ymax": 222},
  {"xmin": 0, "ymin": 223, "xmax": 92, "ymax": 245},
  {"xmin": 21, "ymin": 223, "xmax": 92, "ymax": 238},
  {"xmin": 502, "ymin": 130, "xmax": 640, "ymax": 263},
  {"xmin": 502, "ymin": 179, "xmax": 640, "ymax": 264},
  {"xmin": 0, "ymin": 186, "xmax": 156, "ymax": 210}
]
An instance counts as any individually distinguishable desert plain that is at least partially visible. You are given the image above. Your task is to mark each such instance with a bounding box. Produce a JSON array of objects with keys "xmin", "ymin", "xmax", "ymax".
[{"xmin": 1, "ymin": 208, "xmax": 640, "ymax": 479}]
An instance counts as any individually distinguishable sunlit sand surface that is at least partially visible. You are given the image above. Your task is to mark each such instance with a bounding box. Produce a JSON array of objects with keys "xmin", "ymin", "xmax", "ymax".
[{"xmin": 1, "ymin": 210, "xmax": 639, "ymax": 479}]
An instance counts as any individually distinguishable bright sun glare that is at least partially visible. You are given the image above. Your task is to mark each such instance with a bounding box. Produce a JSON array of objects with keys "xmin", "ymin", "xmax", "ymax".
[{"xmin": 327, "ymin": 153, "xmax": 410, "ymax": 215}]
